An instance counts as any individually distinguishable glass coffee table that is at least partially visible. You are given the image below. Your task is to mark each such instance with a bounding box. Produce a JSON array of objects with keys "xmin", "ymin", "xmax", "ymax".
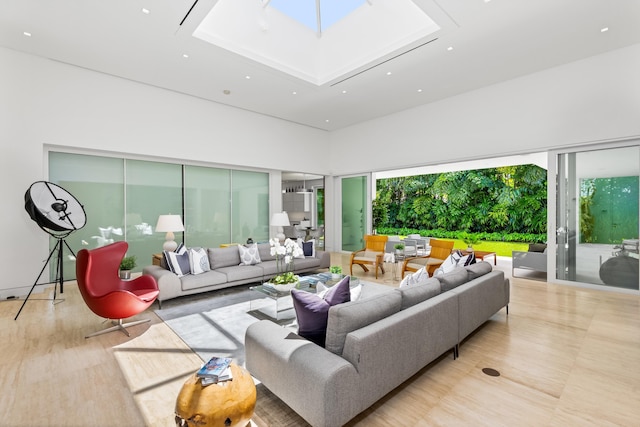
[
  {"xmin": 248, "ymin": 282, "xmax": 315, "ymax": 320},
  {"xmin": 248, "ymin": 274, "xmax": 360, "ymax": 320}
]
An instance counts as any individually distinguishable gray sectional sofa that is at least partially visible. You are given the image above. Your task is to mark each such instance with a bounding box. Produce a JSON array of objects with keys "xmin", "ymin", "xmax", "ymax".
[
  {"xmin": 245, "ymin": 261, "xmax": 509, "ymax": 427},
  {"xmin": 143, "ymin": 242, "xmax": 330, "ymax": 305}
]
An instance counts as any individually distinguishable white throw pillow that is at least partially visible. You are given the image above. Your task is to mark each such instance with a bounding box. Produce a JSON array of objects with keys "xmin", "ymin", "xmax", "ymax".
[
  {"xmin": 238, "ymin": 243, "xmax": 261, "ymax": 265},
  {"xmin": 399, "ymin": 267, "xmax": 429, "ymax": 288},
  {"xmin": 317, "ymin": 282, "xmax": 362, "ymax": 301},
  {"xmin": 189, "ymin": 247, "xmax": 210, "ymax": 275}
]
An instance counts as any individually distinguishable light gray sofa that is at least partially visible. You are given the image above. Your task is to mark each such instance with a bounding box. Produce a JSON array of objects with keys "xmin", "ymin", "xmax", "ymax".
[
  {"xmin": 143, "ymin": 242, "xmax": 330, "ymax": 305},
  {"xmin": 245, "ymin": 262, "xmax": 509, "ymax": 427}
]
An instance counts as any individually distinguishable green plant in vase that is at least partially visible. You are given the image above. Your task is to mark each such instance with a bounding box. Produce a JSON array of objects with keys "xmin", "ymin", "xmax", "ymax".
[
  {"xmin": 329, "ymin": 265, "xmax": 342, "ymax": 279},
  {"xmin": 270, "ymin": 271, "xmax": 299, "ymax": 285},
  {"xmin": 119, "ymin": 255, "xmax": 136, "ymax": 279}
]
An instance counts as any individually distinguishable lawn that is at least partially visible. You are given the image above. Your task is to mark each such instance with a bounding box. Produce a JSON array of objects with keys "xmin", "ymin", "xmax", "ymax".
[{"xmin": 450, "ymin": 240, "xmax": 528, "ymax": 257}]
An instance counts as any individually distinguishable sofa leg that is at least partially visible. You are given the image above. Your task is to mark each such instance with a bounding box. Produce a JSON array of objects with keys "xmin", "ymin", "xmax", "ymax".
[
  {"xmin": 453, "ymin": 344, "xmax": 459, "ymax": 359},
  {"xmin": 506, "ymin": 304, "xmax": 509, "ymax": 315}
]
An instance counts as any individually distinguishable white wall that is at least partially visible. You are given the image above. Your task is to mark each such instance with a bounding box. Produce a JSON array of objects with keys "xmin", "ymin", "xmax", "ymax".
[
  {"xmin": 328, "ymin": 43, "xmax": 640, "ymax": 176},
  {"xmin": 0, "ymin": 46, "xmax": 328, "ymax": 297},
  {"xmin": 3, "ymin": 42, "xmax": 640, "ymax": 296}
]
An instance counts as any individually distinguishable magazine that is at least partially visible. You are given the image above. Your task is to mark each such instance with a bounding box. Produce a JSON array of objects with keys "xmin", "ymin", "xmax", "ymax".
[
  {"xmin": 196, "ymin": 356, "xmax": 232, "ymax": 379},
  {"xmin": 200, "ymin": 366, "xmax": 233, "ymax": 386}
]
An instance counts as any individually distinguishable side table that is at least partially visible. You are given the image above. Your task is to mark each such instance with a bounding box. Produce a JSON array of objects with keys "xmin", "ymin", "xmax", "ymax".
[
  {"xmin": 175, "ymin": 363, "xmax": 256, "ymax": 427},
  {"xmin": 152, "ymin": 253, "xmax": 162, "ymax": 266}
]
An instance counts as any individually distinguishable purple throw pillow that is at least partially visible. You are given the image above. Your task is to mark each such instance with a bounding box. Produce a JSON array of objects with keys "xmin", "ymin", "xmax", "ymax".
[{"xmin": 291, "ymin": 275, "xmax": 351, "ymax": 347}]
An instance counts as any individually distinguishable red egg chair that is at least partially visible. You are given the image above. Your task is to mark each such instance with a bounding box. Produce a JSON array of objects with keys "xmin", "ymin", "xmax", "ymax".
[{"xmin": 76, "ymin": 241, "xmax": 159, "ymax": 338}]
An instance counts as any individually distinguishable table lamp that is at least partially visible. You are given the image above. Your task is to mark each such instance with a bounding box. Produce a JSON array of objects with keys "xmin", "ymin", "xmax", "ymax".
[
  {"xmin": 155, "ymin": 214, "xmax": 185, "ymax": 251},
  {"xmin": 271, "ymin": 211, "xmax": 290, "ymax": 242}
]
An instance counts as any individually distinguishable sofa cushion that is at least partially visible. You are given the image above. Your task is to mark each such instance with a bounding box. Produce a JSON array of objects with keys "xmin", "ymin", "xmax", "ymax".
[
  {"xmin": 208, "ymin": 247, "xmax": 241, "ymax": 269},
  {"xmin": 257, "ymin": 243, "xmax": 276, "ymax": 261},
  {"xmin": 466, "ymin": 261, "xmax": 492, "ymax": 281},
  {"xmin": 238, "ymin": 243, "xmax": 261, "ymax": 265},
  {"xmin": 325, "ymin": 291, "xmax": 402, "ymax": 355},
  {"xmin": 291, "ymin": 276, "xmax": 351, "ymax": 347},
  {"xmin": 216, "ymin": 265, "xmax": 264, "ymax": 282},
  {"xmin": 396, "ymin": 279, "xmax": 441, "ymax": 309},
  {"xmin": 180, "ymin": 270, "xmax": 228, "ymax": 291},
  {"xmin": 436, "ymin": 267, "xmax": 469, "ymax": 292}
]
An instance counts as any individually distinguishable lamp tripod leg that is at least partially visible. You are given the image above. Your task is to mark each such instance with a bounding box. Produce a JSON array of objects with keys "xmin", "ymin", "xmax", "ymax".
[{"xmin": 14, "ymin": 238, "xmax": 68, "ymax": 321}]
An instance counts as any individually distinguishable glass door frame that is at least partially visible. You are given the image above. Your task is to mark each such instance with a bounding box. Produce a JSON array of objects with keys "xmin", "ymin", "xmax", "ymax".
[
  {"xmin": 548, "ymin": 139, "xmax": 640, "ymax": 294},
  {"xmin": 333, "ymin": 173, "xmax": 372, "ymax": 253}
]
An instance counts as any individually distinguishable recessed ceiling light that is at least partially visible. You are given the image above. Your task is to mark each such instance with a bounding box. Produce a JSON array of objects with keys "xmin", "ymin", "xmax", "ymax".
[
  {"xmin": 141, "ymin": 8, "xmax": 150, "ymax": 15},
  {"xmin": 447, "ymin": 46, "xmax": 454, "ymax": 51},
  {"xmin": 417, "ymin": 89, "xmax": 423, "ymax": 93},
  {"xmin": 292, "ymin": 91, "xmax": 297, "ymax": 95},
  {"xmin": 342, "ymin": 90, "xmax": 347, "ymax": 94},
  {"xmin": 245, "ymin": 75, "xmax": 251, "ymax": 79},
  {"xmin": 386, "ymin": 71, "xmax": 392, "ymax": 76},
  {"xmin": 23, "ymin": 31, "xmax": 31, "ymax": 37},
  {"xmin": 600, "ymin": 27, "xmax": 609, "ymax": 33},
  {"xmin": 182, "ymin": 54, "xmax": 189, "ymax": 58},
  {"xmin": 325, "ymin": 119, "xmax": 330, "ymax": 123}
]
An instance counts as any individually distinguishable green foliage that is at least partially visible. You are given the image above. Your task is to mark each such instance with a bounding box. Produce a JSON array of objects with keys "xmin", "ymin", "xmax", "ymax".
[
  {"xmin": 329, "ymin": 265, "xmax": 342, "ymax": 274},
  {"xmin": 393, "ymin": 243, "xmax": 405, "ymax": 250},
  {"xmin": 374, "ymin": 165, "xmax": 547, "ymax": 237},
  {"xmin": 119, "ymin": 255, "xmax": 137, "ymax": 271},
  {"xmin": 579, "ymin": 179, "xmax": 596, "ymax": 243},
  {"xmin": 270, "ymin": 271, "xmax": 299, "ymax": 285}
]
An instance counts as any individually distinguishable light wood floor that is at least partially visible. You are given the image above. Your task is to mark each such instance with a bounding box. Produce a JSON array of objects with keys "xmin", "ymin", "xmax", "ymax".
[{"xmin": 1, "ymin": 253, "xmax": 638, "ymax": 426}]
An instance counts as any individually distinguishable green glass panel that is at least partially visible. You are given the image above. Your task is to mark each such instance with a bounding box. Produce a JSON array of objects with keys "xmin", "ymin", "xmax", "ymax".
[
  {"xmin": 126, "ymin": 160, "xmax": 182, "ymax": 270},
  {"xmin": 581, "ymin": 176, "xmax": 639, "ymax": 244},
  {"xmin": 342, "ymin": 176, "xmax": 366, "ymax": 251},
  {"xmin": 48, "ymin": 152, "xmax": 124, "ymax": 281},
  {"xmin": 185, "ymin": 166, "xmax": 231, "ymax": 247},
  {"xmin": 231, "ymin": 170, "xmax": 269, "ymax": 244}
]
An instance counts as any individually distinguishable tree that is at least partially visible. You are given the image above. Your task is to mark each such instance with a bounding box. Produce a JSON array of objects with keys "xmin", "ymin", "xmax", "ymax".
[{"xmin": 374, "ymin": 164, "xmax": 547, "ymax": 236}]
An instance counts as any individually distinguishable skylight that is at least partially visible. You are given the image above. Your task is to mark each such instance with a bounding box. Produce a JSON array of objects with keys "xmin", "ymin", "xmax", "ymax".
[
  {"xmin": 193, "ymin": 0, "xmax": 441, "ymax": 86},
  {"xmin": 268, "ymin": 0, "xmax": 367, "ymax": 35}
]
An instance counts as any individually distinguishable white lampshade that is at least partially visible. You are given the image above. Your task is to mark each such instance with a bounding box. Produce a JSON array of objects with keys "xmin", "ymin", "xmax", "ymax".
[
  {"xmin": 155, "ymin": 214, "xmax": 185, "ymax": 251},
  {"xmin": 271, "ymin": 211, "xmax": 290, "ymax": 242}
]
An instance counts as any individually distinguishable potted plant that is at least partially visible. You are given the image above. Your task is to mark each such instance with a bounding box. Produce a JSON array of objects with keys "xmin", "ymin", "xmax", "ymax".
[
  {"xmin": 329, "ymin": 265, "xmax": 342, "ymax": 279},
  {"xmin": 119, "ymin": 255, "xmax": 136, "ymax": 280},
  {"xmin": 394, "ymin": 243, "xmax": 405, "ymax": 254},
  {"xmin": 268, "ymin": 271, "xmax": 300, "ymax": 291},
  {"xmin": 460, "ymin": 232, "xmax": 481, "ymax": 250}
]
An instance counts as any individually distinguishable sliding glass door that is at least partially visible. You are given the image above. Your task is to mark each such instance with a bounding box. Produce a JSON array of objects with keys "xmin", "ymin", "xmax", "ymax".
[
  {"xmin": 342, "ymin": 175, "xmax": 368, "ymax": 252},
  {"xmin": 554, "ymin": 145, "xmax": 639, "ymax": 290},
  {"xmin": 49, "ymin": 151, "xmax": 269, "ymax": 280}
]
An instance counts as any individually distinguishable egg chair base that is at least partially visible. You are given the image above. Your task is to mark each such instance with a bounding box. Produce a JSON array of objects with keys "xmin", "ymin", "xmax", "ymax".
[{"xmin": 85, "ymin": 318, "xmax": 151, "ymax": 339}]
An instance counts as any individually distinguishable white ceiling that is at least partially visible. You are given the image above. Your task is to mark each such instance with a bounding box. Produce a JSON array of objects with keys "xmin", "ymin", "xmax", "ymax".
[{"xmin": 1, "ymin": 0, "xmax": 639, "ymax": 131}]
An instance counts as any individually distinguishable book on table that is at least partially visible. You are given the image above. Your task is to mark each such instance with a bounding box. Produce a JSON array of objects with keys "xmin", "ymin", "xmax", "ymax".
[
  {"xmin": 197, "ymin": 356, "xmax": 232, "ymax": 379},
  {"xmin": 200, "ymin": 366, "xmax": 233, "ymax": 386}
]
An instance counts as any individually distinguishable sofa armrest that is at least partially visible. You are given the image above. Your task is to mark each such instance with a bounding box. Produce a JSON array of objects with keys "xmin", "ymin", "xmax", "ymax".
[
  {"xmin": 245, "ymin": 320, "xmax": 359, "ymax": 427},
  {"xmin": 141, "ymin": 265, "xmax": 181, "ymax": 303},
  {"xmin": 317, "ymin": 250, "xmax": 331, "ymax": 269}
]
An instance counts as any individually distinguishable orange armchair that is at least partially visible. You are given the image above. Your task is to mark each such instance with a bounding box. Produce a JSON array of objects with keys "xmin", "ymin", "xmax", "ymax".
[
  {"xmin": 401, "ymin": 238, "xmax": 455, "ymax": 278},
  {"xmin": 350, "ymin": 235, "xmax": 388, "ymax": 279},
  {"xmin": 76, "ymin": 241, "xmax": 159, "ymax": 338}
]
